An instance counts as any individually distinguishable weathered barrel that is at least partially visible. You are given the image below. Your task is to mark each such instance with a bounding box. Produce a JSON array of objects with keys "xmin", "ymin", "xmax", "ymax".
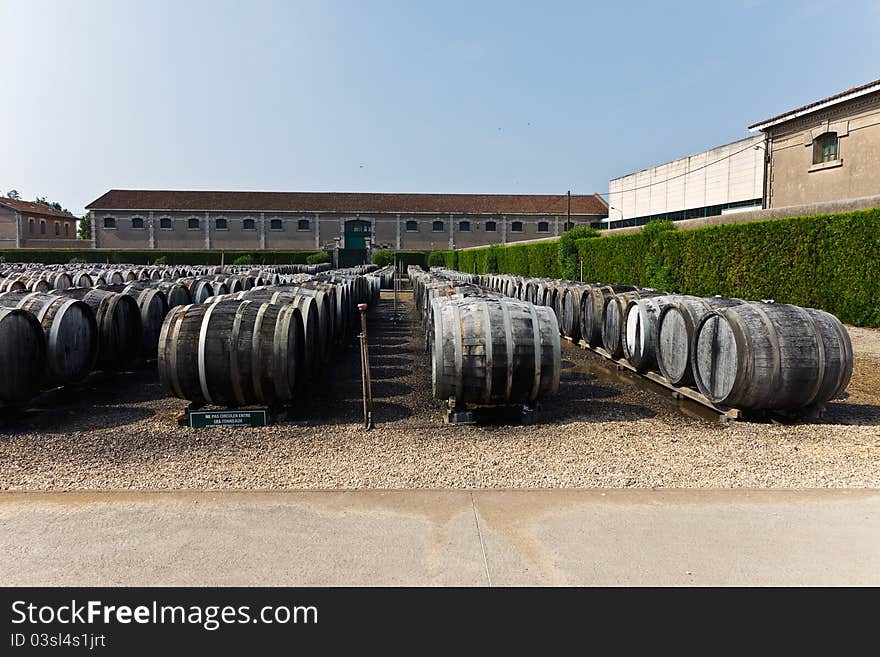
[
  {"xmin": 122, "ymin": 285, "xmax": 168, "ymax": 359},
  {"xmin": 692, "ymin": 302, "xmax": 853, "ymax": 410},
  {"xmin": 601, "ymin": 289, "xmax": 662, "ymax": 358},
  {"xmin": 58, "ymin": 288, "xmax": 143, "ymax": 371},
  {"xmin": 622, "ymin": 295, "xmax": 687, "ymax": 372},
  {"xmin": 43, "ymin": 272, "xmax": 73, "ymax": 290},
  {"xmin": 0, "ymin": 277, "xmax": 27, "ymax": 293},
  {"xmin": 70, "ymin": 272, "xmax": 93, "ymax": 288},
  {"xmin": 561, "ymin": 284, "xmax": 591, "ymax": 341},
  {"xmin": 0, "ymin": 308, "xmax": 47, "ymax": 406},
  {"xmin": 581, "ymin": 285, "xmax": 637, "ymax": 347},
  {"xmin": 655, "ymin": 296, "xmax": 744, "ymax": 386},
  {"xmin": 158, "ymin": 300, "xmax": 304, "ymax": 407},
  {"xmin": 0, "ymin": 291, "xmax": 98, "ymax": 384},
  {"xmin": 431, "ymin": 296, "xmax": 560, "ymax": 405}
]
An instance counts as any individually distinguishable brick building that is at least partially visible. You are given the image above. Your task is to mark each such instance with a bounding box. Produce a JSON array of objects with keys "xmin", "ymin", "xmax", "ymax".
[
  {"xmin": 0, "ymin": 197, "xmax": 79, "ymax": 248},
  {"xmin": 85, "ymin": 190, "xmax": 608, "ymax": 256}
]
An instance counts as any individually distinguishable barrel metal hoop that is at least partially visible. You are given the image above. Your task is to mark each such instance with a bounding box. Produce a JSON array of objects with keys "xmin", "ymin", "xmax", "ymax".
[
  {"xmin": 197, "ymin": 301, "xmax": 219, "ymax": 406},
  {"xmin": 230, "ymin": 301, "xmax": 249, "ymax": 406},
  {"xmin": 797, "ymin": 306, "xmax": 825, "ymax": 406},
  {"xmin": 500, "ymin": 300, "xmax": 514, "ymax": 401},
  {"xmin": 451, "ymin": 301, "xmax": 463, "ymax": 400},
  {"xmin": 480, "ymin": 300, "xmax": 493, "ymax": 403},
  {"xmin": 527, "ymin": 303, "xmax": 542, "ymax": 401}
]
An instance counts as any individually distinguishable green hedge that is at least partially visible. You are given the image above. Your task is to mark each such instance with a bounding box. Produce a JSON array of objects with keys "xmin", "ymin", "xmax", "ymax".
[
  {"xmin": 575, "ymin": 210, "xmax": 880, "ymax": 327},
  {"xmin": 451, "ymin": 241, "xmax": 562, "ymax": 278},
  {"xmin": 373, "ymin": 250, "xmax": 429, "ymax": 268},
  {"xmin": 0, "ymin": 249, "xmax": 322, "ymax": 266}
]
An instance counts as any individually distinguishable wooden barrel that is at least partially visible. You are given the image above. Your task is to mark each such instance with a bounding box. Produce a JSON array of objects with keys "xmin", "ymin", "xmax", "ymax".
[
  {"xmin": 431, "ymin": 296, "xmax": 560, "ymax": 405},
  {"xmin": 44, "ymin": 272, "xmax": 73, "ymax": 290},
  {"xmin": 601, "ymin": 289, "xmax": 662, "ymax": 358},
  {"xmin": 0, "ymin": 277, "xmax": 27, "ymax": 293},
  {"xmin": 26, "ymin": 278, "xmax": 51, "ymax": 293},
  {"xmin": 581, "ymin": 285, "xmax": 637, "ymax": 348},
  {"xmin": 0, "ymin": 308, "xmax": 47, "ymax": 407},
  {"xmin": 70, "ymin": 272, "xmax": 93, "ymax": 288},
  {"xmin": 692, "ymin": 302, "xmax": 853, "ymax": 410},
  {"xmin": 59, "ymin": 288, "xmax": 143, "ymax": 371},
  {"xmin": 0, "ymin": 291, "xmax": 98, "ymax": 384},
  {"xmin": 655, "ymin": 296, "xmax": 744, "ymax": 386},
  {"xmin": 622, "ymin": 295, "xmax": 688, "ymax": 372},
  {"xmin": 122, "ymin": 285, "xmax": 168, "ymax": 359},
  {"xmin": 178, "ymin": 278, "xmax": 214, "ymax": 304},
  {"xmin": 153, "ymin": 281, "xmax": 191, "ymax": 308},
  {"xmin": 158, "ymin": 300, "xmax": 304, "ymax": 407},
  {"xmin": 561, "ymin": 284, "xmax": 590, "ymax": 341}
]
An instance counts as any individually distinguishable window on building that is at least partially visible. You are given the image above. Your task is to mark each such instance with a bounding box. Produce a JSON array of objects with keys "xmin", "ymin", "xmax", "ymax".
[
  {"xmin": 131, "ymin": 217, "xmax": 144, "ymax": 229},
  {"xmin": 432, "ymin": 220, "xmax": 444, "ymax": 232},
  {"xmin": 160, "ymin": 217, "xmax": 173, "ymax": 229},
  {"xmin": 511, "ymin": 221, "xmax": 523, "ymax": 232},
  {"xmin": 188, "ymin": 218, "xmax": 200, "ymax": 230},
  {"xmin": 270, "ymin": 219, "xmax": 283, "ymax": 230},
  {"xmin": 53, "ymin": 222, "xmax": 59, "ymax": 236},
  {"xmin": 459, "ymin": 220, "xmax": 471, "ymax": 232},
  {"xmin": 215, "ymin": 218, "xmax": 228, "ymax": 230},
  {"xmin": 40, "ymin": 221, "xmax": 46, "ymax": 234},
  {"xmin": 29, "ymin": 219, "xmax": 34, "ymax": 233},
  {"xmin": 537, "ymin": 221, "xmax": 549, "ymax": 233},
  {"xmin": 103, "ymin": 217, "xmax": 116, "ymax": 229},
  {"xmin": 64, "ymin": 223, "xmax": 69, "ymax": 236},
  {"xmin": 405, "ymin": 220, "xmax": 418, "ymax": 232},
  {"xmin": 813, "ymin": 132, "xmax": 839, "ymax": 164},
  {"xmin": 298, "ymin": 218, "xmax": 310, "ymax": 230},
  {"xmin": 485, "ymin": 221, "xmax": 496, "ymax": 232},
  {"xmin": 564, "ymin": 221, "xmax": 575, "ymax": 231},
  {"xmin": 242, "ymin": 218, "xmax": 256, "ymax": 230}
]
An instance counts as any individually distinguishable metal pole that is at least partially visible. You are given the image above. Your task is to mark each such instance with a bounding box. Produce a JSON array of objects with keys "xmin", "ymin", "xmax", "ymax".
[{"xmin": 358, "ymin": 303, "xmax": 373, "ymax": 430}]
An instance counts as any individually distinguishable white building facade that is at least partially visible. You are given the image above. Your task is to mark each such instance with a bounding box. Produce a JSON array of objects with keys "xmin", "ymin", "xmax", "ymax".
[{"xmin": 607, "ymin": 135, "xmax": 764, "ymax": 229}]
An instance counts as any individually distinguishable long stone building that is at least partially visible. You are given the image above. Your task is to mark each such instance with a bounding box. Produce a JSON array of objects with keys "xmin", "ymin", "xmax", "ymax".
[{"xmin": 85, "ymin": 190, "xmax": 608, "ymax": 254}]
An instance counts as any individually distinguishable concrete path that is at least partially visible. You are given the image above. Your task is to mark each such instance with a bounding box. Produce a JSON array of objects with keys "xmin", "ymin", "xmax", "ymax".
[{"xmin": 1, "ymin": 490, "xmax": 878, "ymax": 586}]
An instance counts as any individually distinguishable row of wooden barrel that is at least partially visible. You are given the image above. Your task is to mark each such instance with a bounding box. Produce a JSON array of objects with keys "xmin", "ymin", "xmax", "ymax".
[
  {"xmin": 471, "ymin": 273, "xmax": 853, "ymax": 411},
  {"xmin": 410, "ymin": 267, "xmax": 561, "ymax": 407},
  {"xmin": 157, "ymin": 272, "xmax": 383, "ymax": 407}
]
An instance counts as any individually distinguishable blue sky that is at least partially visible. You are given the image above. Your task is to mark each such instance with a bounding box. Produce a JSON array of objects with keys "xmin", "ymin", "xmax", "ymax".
[{"xmin": 1, "ymin": 0, "xmax": 878, "ymax": 215}]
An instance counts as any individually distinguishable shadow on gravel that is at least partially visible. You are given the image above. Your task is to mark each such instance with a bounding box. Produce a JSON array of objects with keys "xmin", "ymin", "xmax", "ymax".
[
  {"xmin": 818, "ymin": 403, "xmax": 880, "ymax": 426},
  {"xmin": 1, "ymin": 406, "xmax": 156, "ymax": 435},
  {"xmin": 542, "ymin": 400, "xmax": 657, "ymax": 423},
  {"xmin": 370, "ymin": 367, "xmax": 411, "ymax": 380},
  {"xmin": 369, "ymin": 355, "xmax": 414, "ymax": 367}
]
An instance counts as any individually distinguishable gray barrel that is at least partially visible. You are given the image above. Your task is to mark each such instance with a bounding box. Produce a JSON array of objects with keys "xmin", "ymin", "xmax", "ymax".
[
  {"xmin": 153, "ymin": 281, "xmax": 191, "ymax": 308},
  {"xmin": 692, "ymin": 302, "xmax": 853, "ymax": 410},
  {"xmin": 70, "ymin": 272, "xmax": 93, "ymax": 288},
  {"xmin": 58, "ymin": 288, "xmax": 143, "ymax": 371},
  {"xmin": 581, "ymin": 284, "xmax": 637, "ymax": 348},
  {"xmin": 561, "ymin": 284, "xmax": 590, "ymax": 341},
  {"xmin": 122, "ymin": 285, "xmax": 168, "ymax": 359},
  {"xmin": 655, "ymin": 296, "xmax": 744, "ymax": 386},
  {"xmin": 158, "ymin": 300, "xmax": 304, "ymax": 407},
  {"xmin": 601, "ymin": 289, "xmax": 662, "ymax": 358},
  {"xmin": 0, "ymin": 308, "xmax": 47, "ymax": 407},
  {"xmin": 0, "ymin": 292, "xmax": 98, "ymax": 385},
  {"xmin": 0, "ymin": 277, "xmax": 27, "ymax": 293},
  {"xmin": 622, "ymin": 295, "xmax": 687, "ymax": 372},
  {"xmin": 431, "ymin": 296, "xmax": 560, "ymax": 405}
]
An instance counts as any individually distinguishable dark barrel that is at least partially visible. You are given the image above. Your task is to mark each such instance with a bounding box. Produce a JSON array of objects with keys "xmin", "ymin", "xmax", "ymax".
[
  {"xmin": 123, "ymin": 285, "xmax": 169, "ymax": 359},
  {"xmin": 655, "ymin": 296, "xmax": 744, "ymax": 386},
  {"xmin": 0, "ymin": 291, "xmax": 98, "ymax": 385},
  {"xmin": 158, "ymin": 300, "xmax": 304, "ymax": 407},
  {"xmin": 57, "ymin": 288, "xmax": 143, "ymax": 371},
  {"xmin": 692, "ymin": 302, "xmax": 853, "ymax": 410},
  {"xmin": 601, "ymin": 289, "xmax": 662, "ymax": 358},
  {"xmin": 431, "ymin": 296, "xmax": 560, "ymax": 405},
  {"xmin": 561, "ymin": 284, "xmax": 591, "ymax": 341},
  {"xmin": 0, "ymin": 308, "xmax": 47, "ymax": 406},
  {"xmin": 581, "ymin": 285, "xmax": 637, "ymax": 348}
]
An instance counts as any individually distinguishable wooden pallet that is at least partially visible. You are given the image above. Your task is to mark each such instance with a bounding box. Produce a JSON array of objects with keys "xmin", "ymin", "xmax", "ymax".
[{"xmin": 561, "ymin": 335, "xmax": 825, "ymax": 423}]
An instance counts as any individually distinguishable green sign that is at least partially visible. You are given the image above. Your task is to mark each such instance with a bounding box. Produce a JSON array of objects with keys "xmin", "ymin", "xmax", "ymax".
[{"xmin": 188, "ymin": 409, "xmax": 269, "ymax": 428}]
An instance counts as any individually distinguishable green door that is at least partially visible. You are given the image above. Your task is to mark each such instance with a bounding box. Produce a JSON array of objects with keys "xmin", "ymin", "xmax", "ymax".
[{"xmin": 344, "ymin": 220, "xmax": 371, "ymax": 249}]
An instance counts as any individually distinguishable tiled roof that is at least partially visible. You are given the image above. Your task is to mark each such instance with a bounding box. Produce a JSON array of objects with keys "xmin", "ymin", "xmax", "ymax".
[
  {"xmin": 0, "ymin": 197, "xmax": 76, "ymax": 219},
  {"xmin": 749, "ymin": 78, "xmax": 880, "ymax": 130},
  {"xmin": 86, "ymin": 190, "xmax": 608, "ymax": 215}
]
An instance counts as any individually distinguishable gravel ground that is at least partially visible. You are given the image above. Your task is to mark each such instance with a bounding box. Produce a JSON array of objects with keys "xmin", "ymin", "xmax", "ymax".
[{"xmin": 1, "ymin": 291, "xmax": 879, "ymax": 490}]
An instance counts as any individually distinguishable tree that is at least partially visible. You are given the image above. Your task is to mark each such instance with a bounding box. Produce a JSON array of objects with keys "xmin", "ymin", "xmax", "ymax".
[
  {"xmin": 77, "ymin": 212, "xmax": 92, "ymax": 240},
  {"xmin": 35, "ymin": 196, "xmax": 73, "ymax": 215},
  {"xmin": 6, "ymin": 189, "xmax": 21, "ymax": 199}
]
